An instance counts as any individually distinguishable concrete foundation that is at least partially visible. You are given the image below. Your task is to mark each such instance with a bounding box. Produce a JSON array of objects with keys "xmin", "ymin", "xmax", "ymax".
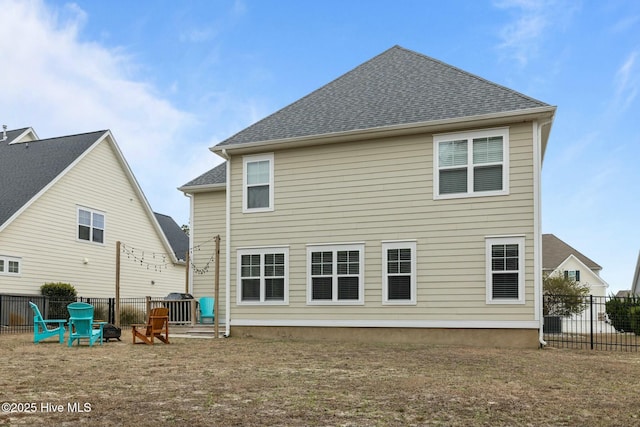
[{"xmin": 231, "ymin": 326, "xmax": 540, "ymax": 348}]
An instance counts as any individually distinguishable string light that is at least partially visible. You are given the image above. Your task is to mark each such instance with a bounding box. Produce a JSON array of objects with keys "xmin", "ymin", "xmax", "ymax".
[
  {"xmin": 189, "ymin": 235, "xmax": 219, "ymax": 275},
  {"xmin": 120, "ymin": 235, "xmax": 219, "ymax": 276},
  {"xmin": 120, "ymin": 243, "xmax": 169, "ymax": 273}
]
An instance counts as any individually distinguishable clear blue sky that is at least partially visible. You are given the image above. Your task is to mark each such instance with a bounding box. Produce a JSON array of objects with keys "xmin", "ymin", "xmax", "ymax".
[{"xmin": 1, "ymin": 0, "xmax": 638, "ymax": 293}]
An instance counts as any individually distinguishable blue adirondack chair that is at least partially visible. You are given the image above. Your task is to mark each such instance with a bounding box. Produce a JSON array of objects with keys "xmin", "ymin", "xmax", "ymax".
[
  {"xmin": 28, "ymin": 302, "xmax": 66, "ymax": 344},
  {"xmin": 199, "ymin": 297, "xmax": 214, "ymax": 324},
  {"xmin": 67, "ymin": 302, "xmax": 105, "ymax": 347}
]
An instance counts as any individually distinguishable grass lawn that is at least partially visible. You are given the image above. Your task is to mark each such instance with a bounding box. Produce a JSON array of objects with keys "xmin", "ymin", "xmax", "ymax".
[{"xmin": 0, "ymin": 332, "xmax": 639, "ymax": 426}]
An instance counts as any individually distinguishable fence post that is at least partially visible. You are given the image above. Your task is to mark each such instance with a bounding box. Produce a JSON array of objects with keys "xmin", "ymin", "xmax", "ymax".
[
  {"xmin": 145, "ymin": 296, "xmax": 151, "ymax": 322},
  {"xmin": 108, "ymin": 298, "xmax": 114, "ymax": 324},
  {"xmin": 590, "ymin": 295, "xmax": 594, "ymax": 350}
]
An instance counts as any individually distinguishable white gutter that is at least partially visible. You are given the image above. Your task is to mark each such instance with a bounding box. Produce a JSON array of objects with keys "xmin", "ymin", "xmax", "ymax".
[
  {"xmin": 211, "ymin": 106, "xmax": 557, "ymax": 155},
  {"xmin": 220, "ymin": 149, "xmax": 232, "ymax": 338},
  {"xmin": 535, "ymin": 119, "xmax": 553, "ymax": 347}
]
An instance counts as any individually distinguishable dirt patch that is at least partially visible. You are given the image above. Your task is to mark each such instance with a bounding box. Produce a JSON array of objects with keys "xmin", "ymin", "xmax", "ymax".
[{"xmin": 0, "ymin": 333, "xmax": 639, "ymax": 426}]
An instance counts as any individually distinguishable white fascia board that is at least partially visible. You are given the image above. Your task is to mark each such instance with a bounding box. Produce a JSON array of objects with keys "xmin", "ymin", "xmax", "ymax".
[
  {"xmin": 178, "ymin": 183, "xmax": 226, "ymax": 194},
  {"xmin": 210, "ymin": 106, "xmax": 557, "ymax": 156},
  {"xmin": 104, "ymin": 131, "xmax": 180, "ymax": 265},
  {"xmin": 0, "ymin": 131, "xmax": 104, "ymax": 233}
]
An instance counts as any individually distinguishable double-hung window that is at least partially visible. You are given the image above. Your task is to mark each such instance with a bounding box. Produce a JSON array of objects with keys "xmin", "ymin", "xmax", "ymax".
[
  {"xmin": 243, "ymin": 153, "xmax": 274, "ymax": 212},
  {"xmin": 486, "ymin": 236, "xmax": 525, "ymax": 304},
  {"xmin": 237, "ymin": 247, "xmax": 288, "ymax": 304},
  {"xmin": 0, "ymin": 256, "xmax": 21, "ymax": 275},
  {"xmin": 382, "ymin": 241, "xmax": 417, "ymax": 304},
  {"xmin": 307, "ymin": 244, "xmax": 364, "ymax": 304},
  {"xmin": 78, "ymin": 207, "xmax": 105, "ymax": 244},
  {"xmin": 434, "ymin": 128, "xmax": 509, "ymax": 199}
]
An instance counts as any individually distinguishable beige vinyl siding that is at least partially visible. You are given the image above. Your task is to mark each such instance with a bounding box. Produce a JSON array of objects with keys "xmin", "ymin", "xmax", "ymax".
[
  {"xmin": 228, "ymin": 123, "xmax": 536, "ymax": 323},
  {"xmin": 190, "ymin": 190, "xmax": 226, "ymax": 319},
  {"xmin": 0, "ymin": 138, "xmax": 185, "ymax": 298}
]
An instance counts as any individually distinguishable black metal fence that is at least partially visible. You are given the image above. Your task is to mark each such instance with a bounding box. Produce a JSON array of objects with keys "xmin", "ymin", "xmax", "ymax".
[
  {"xmin": 543, "ymin": 294, "xmax": 640, "ymax": 351},
  {"xmin": 0, "ymin": 293, "xmax": 199, "ymax": 334}
]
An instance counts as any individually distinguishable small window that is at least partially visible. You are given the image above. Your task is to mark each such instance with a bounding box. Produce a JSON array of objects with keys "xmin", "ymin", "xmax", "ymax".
[
  {"xmin": 78, "ymin": 207, "xmax": 105, "ymax": 244},
  {"xmin": 565, "ymin": 270, "xmax": 581, "ymax": 282},
  {"xmin": 0, "ymin": 256, "xmax": 21, "ymax": 276},
  {"xmin": 434, "ymin": 128, "xmax": 509, "ymax": 199},
  {"xmin": 382, "ymin": 241, "xmax": 417, "ymax": 305},
  {"xmin": 307, "ymin": 244, "xmax": 364, "ymax": 304},
  {"xmin": 486, "ymin": 236, "xmax": 525, "ymax": 304},
  {"xmin": 237, "ymin": 247, "xmax": 288, "ymax": 304},
  {"xmin": 243, "ymin": 153, "xmax": 274, "ymax": 212}
]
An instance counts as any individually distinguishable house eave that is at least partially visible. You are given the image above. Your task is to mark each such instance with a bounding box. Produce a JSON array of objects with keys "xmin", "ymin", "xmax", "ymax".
[
  {"xmin": 178, "ymin": 183, "xmax": 226, "ymax": 194},
  {"xmin": 210, "ymin": 106, "xmax": 557, "ymax": 155}
]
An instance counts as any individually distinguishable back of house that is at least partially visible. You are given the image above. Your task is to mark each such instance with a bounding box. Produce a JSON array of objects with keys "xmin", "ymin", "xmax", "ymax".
[{"xmin": 181, "ymin": 46, "xmax": 556, "ymax": 347}]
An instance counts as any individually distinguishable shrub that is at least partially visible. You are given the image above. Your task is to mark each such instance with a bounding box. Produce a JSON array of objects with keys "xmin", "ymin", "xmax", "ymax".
[
  {"xmin": 119, "ymin": 305, "xmax": 145, "ymax": 326},
  {"xmin": 630, "ymin": 306, "xmax": 640, "ymax": 336},
  {"xmin": 605, "ymin": 296, "xmax": 640, "ymax": 333},
  {"xmin": 92, "ymin": 305, "xmax": 108, "ymax": 323},
  {"xmin": 40, "ymin": 282, "xmax": 77, "ymax": 319},
  {"xmin": 543, "ymin": 274, "xmax": 589, "ymax": 316}
]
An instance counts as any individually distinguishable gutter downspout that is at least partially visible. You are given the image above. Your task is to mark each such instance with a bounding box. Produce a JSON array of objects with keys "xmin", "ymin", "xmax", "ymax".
[
  {"xmin": 535, "ymin": 119, "xmax": 553, "ymax": 348},
  {"xmin": 184, "ymin": 193, "xmax": 194, "ymax": 294},
  {"xmin": 220, "ymin": 149, "xmax": 232, "ymax": 338}
]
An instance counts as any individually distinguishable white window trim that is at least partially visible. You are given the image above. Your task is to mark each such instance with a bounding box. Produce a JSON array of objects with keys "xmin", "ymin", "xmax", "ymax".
[
  {"xmin": 382, "ymin": 241, "xmax": 417, "ymax": 305},
  {"xmin": 433, "ymin": 127, "xmax": 509, "ymax": 200},
  {"xmin": 77, "ymin": 206, "xmax": 106, "ymax": 245},
  {"xmin": 307, "ymin": 243, "xmax": 365, "ymax": 305},
  {"xmin": 236, "ymin": 247, "xmax": 289, "ymax": 305},
  {"xmin": 485, "ymin": 236, "xmax": 525, "ymax": 305},
  {"xmin": 242, "ymin": 153, "xmax": 274, "ymax": 213},
  {"xmin": 0, "ymin": 255, "xmax": 21, "ymax": 276}
]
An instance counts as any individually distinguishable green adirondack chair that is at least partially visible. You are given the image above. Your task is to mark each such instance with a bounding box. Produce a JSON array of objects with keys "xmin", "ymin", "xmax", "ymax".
[
  {"xmin": 199, "ymin": 297, "xmax": 214, "ymax": 324},
  {"xmin": 28, "ymin": 301, "xmax": 66, "ymax": 344},
  {"xmin": 67, "ymin": 302, "xmax": 105, "ymax": 347}
]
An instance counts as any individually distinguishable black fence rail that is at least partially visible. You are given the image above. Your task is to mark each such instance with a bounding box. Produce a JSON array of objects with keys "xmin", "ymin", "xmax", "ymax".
[
  {"xmin": 543, "ymin": 294, "xmax": 640, "ymax": 351},
  {"xmin": 0, "ymin": 294, "xmax": 199, "ymax": 334}
]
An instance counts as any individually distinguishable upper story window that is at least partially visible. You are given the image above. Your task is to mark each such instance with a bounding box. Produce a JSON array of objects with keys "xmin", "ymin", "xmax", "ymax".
[
  {"xmin": 237, "ymin": 247, "xmax": 289, "ymax": 304},
  {"xmin": 565, "ymin": 270, "xmax": 581, "ymax": 282},
  {"xmin": 486, "ymin": 236, "xmax": 525, "ymax": 304},
  {"xmin": 307, "ymin": 243, "xmax": 365, "ymax": 305},
  {"xmin": 0, "ymin": 256, "xmax": 21, "ymax": 276},
  {"xmin": 434, "ymin": 128, "xmax": 509, "ymax": 199},
  {"xmin": 382, "ymin": 241, "xmax": 417, "ymax": 305},
  {"xmin": 78, "ymin": 207, "xmax": 105, "ymax": 244},
  {"xmin": 243, "ymin": 153, "xmax": 274, "ymax": 212}
]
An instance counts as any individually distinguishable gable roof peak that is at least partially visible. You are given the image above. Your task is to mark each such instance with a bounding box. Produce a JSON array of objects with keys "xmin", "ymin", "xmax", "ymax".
[
  {"xmin": 542, "ymin": 233, "xmax": 602, "ymax": 271},
  {"xmin": 214, "ymin": 45, "xmax": 553, "ymax": 149}
]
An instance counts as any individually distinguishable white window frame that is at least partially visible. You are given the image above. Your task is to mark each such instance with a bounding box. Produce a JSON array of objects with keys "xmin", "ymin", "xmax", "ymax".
[
  {"xmin": 77, "ymin": 207, "xmax": 105, "ymax": 244},
  {"xmin": 307, "ymin": 243, "xmax": 365, "ymax": 305},
  {"xmin": 242, "ymin": 153, "xmax": 274, "ymax": 213},
  {"xmin": 434, "ymin": 128, "xmax": 509, "ymax": 200},
  {"xmin": 382, "ymin": 241, "xmax": 417, "ymax": 305},
  {"xmin": 485, "ymin": 236, "xmax": 525, "ymax": 305},
  {"xmin": 0, "ymin": 255, "xmax": 21, "ymax": 276},
  {"xmin": 236, "ymin": 247, "xmax": 289, "ymax": 305}
]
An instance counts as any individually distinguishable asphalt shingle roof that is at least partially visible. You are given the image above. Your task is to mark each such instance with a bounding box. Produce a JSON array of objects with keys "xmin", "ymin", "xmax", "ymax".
[
  {"xmin": 181, "ymin": 161, "xmax": 226, "ymax": 187},
  {"xmin": 542, "ymin": 234, "xmax": 602, "ymax": 271},
  {"xmin": 154, "ymin": 212, "xmax": 189, "ymax": 261},
  {"xmin": 215, "ymin": 45, "xmax": 550, "ymax": 148},
  {"xmin": 0, "ymin": 130, "xmax": 107, "ymax": 227}
]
